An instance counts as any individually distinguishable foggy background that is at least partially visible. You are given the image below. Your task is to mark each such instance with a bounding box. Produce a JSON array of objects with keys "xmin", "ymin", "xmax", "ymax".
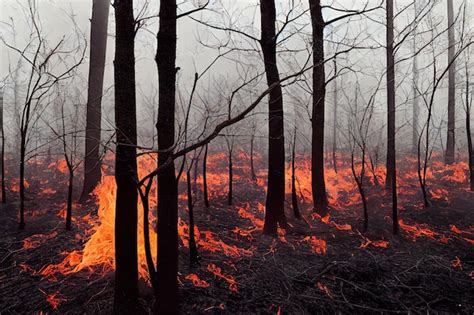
[{"xmin": 1, "ymin": 0, "xmax": 472, "ymax": 165}]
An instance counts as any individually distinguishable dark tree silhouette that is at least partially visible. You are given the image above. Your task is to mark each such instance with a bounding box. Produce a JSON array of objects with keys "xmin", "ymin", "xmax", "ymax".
[
  {"xmin": 112, "ymin": 0, "xmax": 139, "ymax": 311},
  {"xmin": 309, "ymin": 0, "xmax": 329, "ymax": 210},
  {"xmin": 187, "ymin": 166, "xmax": 199, "ymax": 265},
  {"xmin": 412, "ymin": 1, "xmax": 420, "ymax": 154},
  {"xmin": 291, "ymin": 126, "xmax": 300, "ymax": 219},
  {"xmin": 260, "ymin": 0, "xmax": 287, "ymax": 235},
  {"xmin": 155, "ymin": 0, "xmax": 179, "ymax": 313},
  {"xmin": 0, "ymin": 89, "xmax": 5, "ymax": 204},
  {"xmin": 386, "ymin": 0, "xmax": 398, "ymax": 234},
  {"xmin": 465, "ymin": 59, "xmax": 473, "ymax": 191},
  {"xmin": 203, "ymin": 143, "xmax": 210, "ymax": 207},
  {"xmin": 225, "ymin": 136, "xmax": 234, "ymax": 206},
  {"xmin": 80, "ymin": 0, "xmax": 110, "ymax": 201},
  {"xmin": 2, "ymin": 2, "xmax": 85, "ymax": 229},
  {"xmin": 445, "ymin": 0, "xmax": 456, "ymax": 164}
]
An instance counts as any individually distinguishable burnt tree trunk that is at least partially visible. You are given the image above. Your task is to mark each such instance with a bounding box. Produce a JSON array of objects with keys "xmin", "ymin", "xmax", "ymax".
[
  {"xmin": 155, "ymin": 0, "xmax": 179, "ymax": 313},
  {"xmin": 80, "ymin": 0, "xmax": 110, "ymax": 201},
  {"xmin": 228, "ymin": 144, "xmax": 233, "ymax": 206},
  {"xmin": 187, "ymin": 168, "xmax": 199, "ymax": 264},
  {"xmin": 309, "ymin": 0, "xmax": 328, "ymax": 210},
  {"xmin": 351, "ymin": 149, "xmax": 368, "ymax": 233},
  {"xmin": 466, "ymin": 64, "xmax": 473, "ymax": 191},
  {"xmin": 0, "ymin": 90, "xmax": 5, "ymax": 204},
  {"xmin": 19, "ymin": 128, "xmax": 26, "ymax": 229},
  {"xmin": 386, "ymin": 0, "xmax": 398, "ymax": 234},
  {"xmin": 332, "ymin": 53, "xmax": 338, "ymax": 173},
  {"xmin": 445, "ymin": 0, "xmax": 456, "ymax": 164},
  {"xmin": 250, "ymin": 133, "xmax": 257, "ymax": 180},
  {"xmin": 65, "ymin": 161, "xmax": 74, "ymax": 231},
  {"xmin": 112, "ymin": 0, "xmax": 139, "ymax": 311},
  {"xmin": 291, "ymin": 127, "xmax": 300, "ymax": 219},
  {"xmin": 193, "ymin": 157, "xmax": 199, "ymax": 198},
  {"xmin": 412, "ymin": 1, "xmax": 419, "ymax": 154},
  {"xmin": 260, "ymin": 0, "xmax": 287, "ymax": 235},
  {"xmin": 203, "ymin": 143, "xmax": 210, "ymax": 207}
]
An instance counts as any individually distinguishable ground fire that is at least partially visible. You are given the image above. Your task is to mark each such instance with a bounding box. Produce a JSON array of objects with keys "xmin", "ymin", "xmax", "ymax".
[{"xmin": 1, "ymin": 0, "xmax": 474, "ymax": 314}]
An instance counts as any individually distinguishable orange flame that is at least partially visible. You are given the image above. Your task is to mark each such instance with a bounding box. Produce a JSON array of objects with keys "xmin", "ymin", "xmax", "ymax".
[
  {"xmin": 23, "ymin": 231, "xmax": 58, "ymax": 250},
  {"xmin": 398, "ymin": 219, "xmax": 449, "ymax": 243},
  {"xmin": 451, "ymin": 256, "xmax": 462, "ymax": 269},
  {"xmin": 207, "ymin": 263, "xmax": 238, "ymax": 293},
  {"xmin": 303, "ymin": 236, "xmax": 327, "ymax": 255},
  {"xmin": 185, "ymin": 273, "xmax": 210, "ymax": 288},
  {"xmin": 316, "ymin": 282, "xmax": 333, "ymax": 299},
  {"xmin": 359, "ymin": 236, "xmax": 389, "ymax": 249}
]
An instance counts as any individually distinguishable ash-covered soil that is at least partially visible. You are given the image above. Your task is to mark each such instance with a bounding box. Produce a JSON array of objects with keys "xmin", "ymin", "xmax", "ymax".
[{"xmin": 1, "ymin": 154, "xmax": 473, "ymax": 314}]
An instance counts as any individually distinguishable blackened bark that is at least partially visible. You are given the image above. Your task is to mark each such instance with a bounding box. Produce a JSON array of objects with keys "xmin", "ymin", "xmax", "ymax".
[
  {"xmin": 0, "ymin": 90, "xmax": 5, "ymax": 204},
  {"xmin": 466, "ymin": 67, "xmax": 473, "ymax": 191},
  {"xmin": 113, "ymin": 0, "xmax": 139, "ymax": 311},
  {"xmin": 228, "ymin": 147, "xmax": 233, "ymax": 206},
  {"xmin": 250, "ymin": 133, "xmax": 257, "ymax": 180},
  {"xmin": 187, "ymin": 169, "xmax": 199, "ymax": 264},
  {"xmin": 193, "ymin": 157, "xmax": 199, "ymax": 198},
  {"xmin": 332, "ymin": 55, "xmax": 338, "ymax": 173},
  {"xmin": 445, "ymin": 0, "xmax": 456, "ymax": 164},
  {"xmin": 19, "ymin": 131, "xmax": 26, "ymax": 229},
  {"xmin": 386, "ymin": 0, "xmax": 398, "ymax": 234},
  {"xmin": 309, "ymin": 0, "xmax": 328, "ymax": 210},
  {"xmin": 350, "ymin": 150, "xmax": 368, "ymax": 232},
  {"xmin": 203, "ymin": 144, "xmax": 210, "ymax": 207},
  {"xmin": 260, "ymin": 0, "xmax": 287, "ymax": 235},
  {"xmin": 155, "ymin": 0, "xmax": 179, "ymax": 312},
  {"xmin": 386, "ymin": 0, "xmax": 396, "ymax": 191},
  {"xmin": 66, "ymin": 166, "xmax": 74, "ymax": 231},
  {"xmin": 412, "ymin": 1, "xmax": 419, "ymax": 154},
  {"xmin": 141, "ymin": 177, "xmax": 157, "ymax": 289},
  {"xmin": 291, "ymin": 127, "xmax": 300, "ymax": 219},
  {"xmin": 80, "ymin": 0, "xmax": 110, "ymax": 201}
]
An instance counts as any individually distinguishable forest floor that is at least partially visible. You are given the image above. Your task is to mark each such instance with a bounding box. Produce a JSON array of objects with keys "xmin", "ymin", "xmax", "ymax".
[{"xmin": 0, "ymin": 153, "xmax": 473, "ymax": 314}]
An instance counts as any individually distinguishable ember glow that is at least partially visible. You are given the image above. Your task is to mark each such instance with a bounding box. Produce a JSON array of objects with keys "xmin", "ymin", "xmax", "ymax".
[
  {"xmin": 303, "ymin": 236, "xmax": 327, "ymax": 255},
  {"xmin": 4, "ymin": 151, "xmax": 474, "ymax": 312},
  {"xmin": 23, "ymin": 231, "xmax": 58, "ymax": 250},
  {"xmin": 2, "ymin": 1, "xmax": 474, "ymax": 313},
  {"xmin": 29, "ymin": 153, "xmax": 472, "ymax": 287},
  {"xmin": 359, "ymin": 235, "xmax": 390, "ymax": 249},
  {"xmin": 207, "ymin": 263, "xmax": 238, "ymax": 293},
  {"xmin": 398, "ymin": 219, "xmax": 450, "ymax": 243},
  {"xmin": 185, "ymin": 273, "xmax": 210, "ymax": 288}
]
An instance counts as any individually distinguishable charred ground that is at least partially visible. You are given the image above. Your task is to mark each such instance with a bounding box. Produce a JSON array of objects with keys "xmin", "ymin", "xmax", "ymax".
[{"xmin": 0, "ymin": 152, "xmax": 473, "ymax": 314}]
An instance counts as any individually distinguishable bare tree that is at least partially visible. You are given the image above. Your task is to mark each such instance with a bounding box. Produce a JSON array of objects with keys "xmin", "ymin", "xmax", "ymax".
[
  {"xmin": 464, "ymin": 54, "xmax": 473, "ymax": 191},
  {"xmin": 309, "ymin": 0, "xmax": 328, "ymax": 210},
  {"xmin": 412, "ymin": 1, "xmax": 420, "ymax": 154},
  {"xmin": 348, "ymin": 80, "xmax": 378, "ymax": 233},
  {"xmin": 225, "ymin": 135, "xmax": 234, "ymax": 206},
  {"xmin": 0, "ymin": 88, "xmax": 5, "ymax": 203},
  {"xmin": 155, "ymin": 0, "xmax": 179, "ymax": 312},
  {"xmin": 80, "ymin": 0, "xmax": 110, "ymax": 201},
  {"xmin": 416, "ymin": 4, "xmax": 473, "ymax": 207},
  {"xmin": 2, "ymin": 1, "xmax": 85, "ymax": 229},
  {"xmin": 186, "ymin": 157, "xmax": 199, "ymax": 265},
  {"xmin": 386, "ymin": 0, "xmax": 398, "ymax": 234},
  {"xmin": 290, "ymin": 125, "xmax": 300, "ymax": 219},
  {"xmin": 445, "ymin": 0, "xmax": 456, "ymax": 164},
  {"xmin": 261, "ymin": 0, "xmax": 288, "ymax": 235},
  {"xmin": 112, "ymin": 0, "xmax": 139, "ymax": 311},
  {"xmin": 308, "ymin": 0, "xmax": 382, "ymax": 211},
  {"xmin": 202, "ymin": 143, "xmax": 210, "ymax": 207},
  {"xmin": 46, "ymin": 87, "xmax": 82, "ymax": 230}
]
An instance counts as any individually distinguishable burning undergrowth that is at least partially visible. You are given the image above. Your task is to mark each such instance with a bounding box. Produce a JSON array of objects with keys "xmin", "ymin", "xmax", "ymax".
[{"xmin": 0, "ymin": 151, "xmax": 473, "ymax": 313}]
